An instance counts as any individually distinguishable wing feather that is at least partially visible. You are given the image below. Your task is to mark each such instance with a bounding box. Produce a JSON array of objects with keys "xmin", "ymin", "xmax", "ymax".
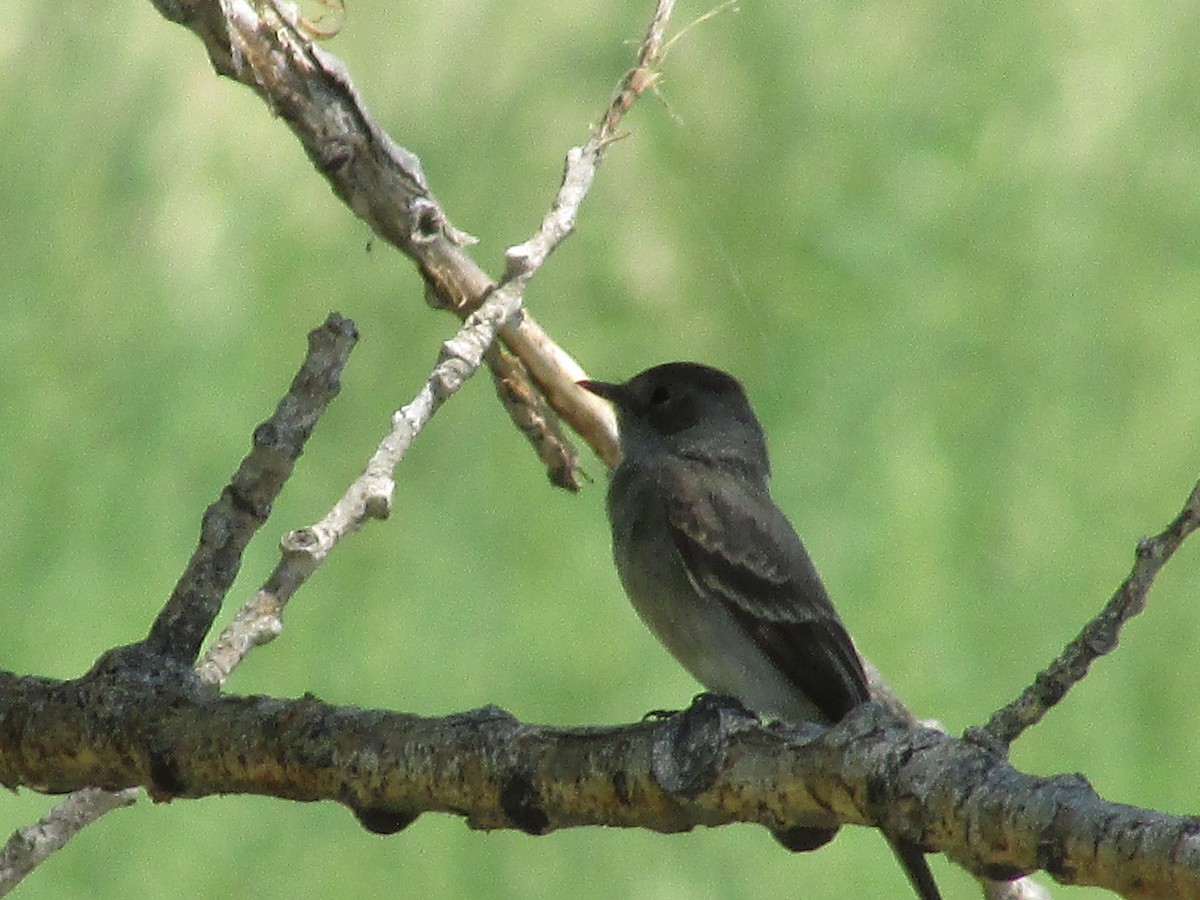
[{"xmin": 659, "ymin": 456, "xmax": 870, "ymax": 722}]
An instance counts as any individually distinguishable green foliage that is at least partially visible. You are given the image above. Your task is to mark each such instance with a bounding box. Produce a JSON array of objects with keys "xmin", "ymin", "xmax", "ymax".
[{"xmin": 1, "ymin": 1, "xmax": 1198, "ymax": 897}]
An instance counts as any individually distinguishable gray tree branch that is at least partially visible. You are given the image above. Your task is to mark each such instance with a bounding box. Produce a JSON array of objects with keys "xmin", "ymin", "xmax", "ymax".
[
  {"xmin": 0, "ymin": 663, "xmax": 1197, "ymax": 898},
  {"xmin": 0, "ymin": 0, "xmax": 666, "ymax": 890},
  {"xmin": 149, "ymin": 0, "xmax": 636, "ymax": 487},
  {"xmin": 1, "ymin": 2, "xmax": 1196, "ymax": 899},
  {"xmin": 972, "ymin": 481, "xmax": 1200, "ymax": 749}
]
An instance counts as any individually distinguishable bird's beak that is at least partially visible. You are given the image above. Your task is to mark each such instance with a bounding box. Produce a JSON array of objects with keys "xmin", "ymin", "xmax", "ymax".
[{"xmin": 578, "ymin": 379, "xmax": 623, "ymax": 404}]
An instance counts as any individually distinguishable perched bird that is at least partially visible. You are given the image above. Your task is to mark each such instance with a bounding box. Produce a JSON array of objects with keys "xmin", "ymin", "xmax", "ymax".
[{"xmin": 580, "ymin": 362, "xmax": 940, "ymax": 900}]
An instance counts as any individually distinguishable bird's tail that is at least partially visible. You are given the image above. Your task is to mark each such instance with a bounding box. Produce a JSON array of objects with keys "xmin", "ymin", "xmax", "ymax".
[
  {"xmin": 773, "ymin": 827, "xmax": 940, "ymax": 899},
  {"xmin": 889, "ymin": 837, "xmax": 942, "ymax": 900}
]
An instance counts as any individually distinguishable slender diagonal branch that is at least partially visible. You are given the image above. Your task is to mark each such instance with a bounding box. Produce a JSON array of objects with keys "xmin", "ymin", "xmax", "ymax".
[
  {"xmin": 147, "ymin": 0, "xmax": 616, "ymax": 488},
  {"xmin": 973, "ymin": 480, "xmax": 1200, "ymax": 749},
  {"xmin": 197, "ymin": 0, "xmax": 681, "ymax": 683},
  {"xmin": 2, "ymin": 2, "xmax": 681, "ymax": 888},
  {"xmin": 0, "ymin": 313, "xmax": 357, "ymax": 895},
  {"xmin": 0, "ymin": 789, "xmax": 136, "ymax": 895},
  {"xmin": 198, "ymin": 289, "xmax": 522, "ymax": 686},
  {"xmin": 145, "ymin": 314, "xmax": 357, "ymax": 662}
]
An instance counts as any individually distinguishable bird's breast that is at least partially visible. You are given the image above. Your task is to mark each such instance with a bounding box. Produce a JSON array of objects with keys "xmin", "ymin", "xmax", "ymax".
[{"xmin": 605, "ymin": 464, "xmax": 827, "ymax": 724}]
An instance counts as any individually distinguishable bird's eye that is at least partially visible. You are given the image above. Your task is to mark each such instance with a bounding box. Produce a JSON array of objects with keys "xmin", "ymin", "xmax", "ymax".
[{"xmin": 648, "ymin": 385, "xmax": 671, "ymax": 406}]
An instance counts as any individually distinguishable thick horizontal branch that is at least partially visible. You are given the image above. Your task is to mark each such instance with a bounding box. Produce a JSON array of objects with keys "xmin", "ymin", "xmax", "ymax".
[{"xmin": 0, "ymin": 660, "xmax": 1195, "ymax": 898}]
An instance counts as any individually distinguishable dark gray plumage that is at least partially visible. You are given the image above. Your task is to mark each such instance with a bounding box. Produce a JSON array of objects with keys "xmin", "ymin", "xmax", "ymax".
[{"xmin": 581, "ymin": 362, "xmax": 940, "ymax": 900}]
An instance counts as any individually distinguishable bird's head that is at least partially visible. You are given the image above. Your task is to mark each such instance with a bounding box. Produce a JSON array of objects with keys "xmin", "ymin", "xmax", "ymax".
[{"xmin": 580, "ymin": 362, "xmax": 770, "ymax": 478}]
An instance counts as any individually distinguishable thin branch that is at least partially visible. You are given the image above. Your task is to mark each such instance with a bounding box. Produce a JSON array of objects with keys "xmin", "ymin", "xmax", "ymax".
[
  {"xmin": 972, "ymin": 480, "xmax": 1200, "ymax": 749},
  {"xmin": 0, "ymin": 315, "xmax": 356, "ymax": 895},
  {"xmin": 146, "ymin": 314, "xmax": 358, "ymax": 662},
  {"xmin": 198, "ymin": 288, "xmax": 521, "ymax": 685},
  {"xmin": 500, "ymin": 0, "xmax": 680, "ymax": 467},
  {"xmin": 198, "ymin": 0, "xmax": 682, "ymax": 682},
  {"xmin": 661, "ymin": 1, "xmax": 738, "ymax": 60},
  {"xmin": 148, "ymin": 0, "xmax": 628, "ymax": 488},
  {"xmin": 3, "ymin": 0, "xmax": 682, "ymax": 886},
  {"xmin": 504, "ymin": 0, "xmax": 676, "ymax": 281},
  {"xmin": 0, "ymin": 788, "xmax": 136, "ymax": 895}
]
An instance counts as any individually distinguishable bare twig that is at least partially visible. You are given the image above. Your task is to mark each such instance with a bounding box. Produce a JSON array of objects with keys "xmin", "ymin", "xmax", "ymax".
[
  {"xmin": 504, "ymin": 0, "xmax": 677, "ymax": 280},
  {"xmin": 972, "ymin": 480, "xmax": 1200, "ymax": 749},
  {"xmin": 0, "ymin": 788, "xmax": 137, "ymax": 896},
  {"xmin": 199, "ymin": 0, "xmax": 682, "ymax": 681},
  {"xmin": 198, "ymin": 288, "xmax": 524, "ymax": 684},
  {"xmin": 148, "ymin": 0, "xmax": 634, "ymax": 488},
  {"xmin": 146, "ymin": 314, "xmax": 358, "ymax": 663},
  {"xmin": 501, "ymin": 0, "xmax": 680, "ymax": 467},
  {"xmin": 662, "ymin": 1, "xmax": 738, "ymax": 60},
  {"xmin": 0, "ymin": 314, "xmax": 356, "ymax": 895}
]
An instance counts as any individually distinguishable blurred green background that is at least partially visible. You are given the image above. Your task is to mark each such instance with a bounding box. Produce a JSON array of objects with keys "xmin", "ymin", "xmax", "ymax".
[{"xmin": 2, "ymin": 0, "xmax": 1198, "ymax": 897}]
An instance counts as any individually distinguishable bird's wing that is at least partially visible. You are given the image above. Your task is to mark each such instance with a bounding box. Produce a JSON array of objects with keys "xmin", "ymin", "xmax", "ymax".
[{"xmin": 659, "ymin": 456, "xmax": 870, "ymax": 722}]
